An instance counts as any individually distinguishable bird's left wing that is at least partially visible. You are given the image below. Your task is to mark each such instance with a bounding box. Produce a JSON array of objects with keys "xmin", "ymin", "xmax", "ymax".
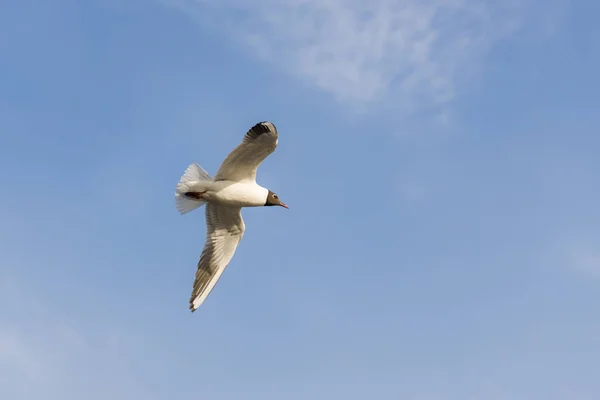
[
  {"xmin": 189, "ymin": 203, "xmax": 245, "ymax": 311},
  {"xmin": 214, "ymin": 121, "xmax": 278, "ymax": 182}
]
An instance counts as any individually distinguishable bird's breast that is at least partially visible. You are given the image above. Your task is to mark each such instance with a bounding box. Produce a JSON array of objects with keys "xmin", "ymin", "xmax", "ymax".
[{"xmin": 207, "ymin": 181, "xmax": 267, "ymax": 207}]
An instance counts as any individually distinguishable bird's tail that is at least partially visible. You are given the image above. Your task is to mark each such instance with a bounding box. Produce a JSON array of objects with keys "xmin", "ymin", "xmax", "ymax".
[{"xmin": 175, "ymin": 162, "xmax": 212, "ymax": 215}]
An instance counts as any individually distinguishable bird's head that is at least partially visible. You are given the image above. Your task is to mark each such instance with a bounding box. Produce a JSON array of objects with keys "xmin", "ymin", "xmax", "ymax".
[{"xmin": 265, "ymin": 190, "xmax": 288, "ymax": 209}]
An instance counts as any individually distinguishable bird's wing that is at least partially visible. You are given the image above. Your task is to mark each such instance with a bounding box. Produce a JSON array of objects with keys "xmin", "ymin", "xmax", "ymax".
[
  {"xmin": 214, "ymin": 121, "xmax": 278, "ymax": 182},
  {"xmin": 189, "ymin": 203, "xmax": 245, "ymax": 311}
]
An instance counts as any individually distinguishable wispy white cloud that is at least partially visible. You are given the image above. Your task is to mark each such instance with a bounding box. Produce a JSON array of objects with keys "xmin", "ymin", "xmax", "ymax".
[
  {"xmin": 165, "ymin": 0, "xmax": 551, "ymax": 112},
  {"xmin": 0, "ymin": 328, "xmax": 47, "ymax": 396},
  {"xmin": 567, "ymin": 243, "xmax": 600, "ymax": 279},
  {"xmin": 0, "ymin": 270, "xmax": 144, "ymax": 400}
]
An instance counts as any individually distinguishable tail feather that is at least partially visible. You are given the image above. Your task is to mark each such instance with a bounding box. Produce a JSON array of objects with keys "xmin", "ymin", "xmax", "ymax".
[{"xmin": 175, "ymin": 162, "xmax": 212, "ymax": 215}]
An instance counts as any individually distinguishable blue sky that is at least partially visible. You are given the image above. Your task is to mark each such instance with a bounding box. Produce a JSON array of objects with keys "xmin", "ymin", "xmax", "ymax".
[{"xmin": 1, "ymin": 0, "xmax": 599, "ymax": 399}]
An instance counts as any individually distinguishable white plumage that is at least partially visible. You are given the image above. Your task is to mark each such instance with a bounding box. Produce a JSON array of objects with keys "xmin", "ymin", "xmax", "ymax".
[{"xmin": 175, "ymin": 121, "xmax": 288, "ymax": 312}]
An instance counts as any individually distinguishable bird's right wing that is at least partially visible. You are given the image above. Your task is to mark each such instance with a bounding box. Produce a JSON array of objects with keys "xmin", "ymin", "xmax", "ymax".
[
  {"xmin": 189, "ymin": 203, "xmax": 245, "ymax": 311},
  {"xmin": 214, "ymin": 121, "xmax": 278, "ymax": 183}
]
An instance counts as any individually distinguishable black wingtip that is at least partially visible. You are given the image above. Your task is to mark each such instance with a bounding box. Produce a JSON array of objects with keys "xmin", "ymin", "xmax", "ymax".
[
  {"xmin": 255, "ymin": 121, "xmax": 275, "ymax": 131},
  {"xmin": 245, "ymin": 121, "xmax": 277, "ymax": 140}
]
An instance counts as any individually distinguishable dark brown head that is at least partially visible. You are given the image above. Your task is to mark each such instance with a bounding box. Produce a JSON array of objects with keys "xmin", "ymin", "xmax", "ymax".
[{"xmin": 265, "ymin": 190, "xmax": 288, "ymax": 209}]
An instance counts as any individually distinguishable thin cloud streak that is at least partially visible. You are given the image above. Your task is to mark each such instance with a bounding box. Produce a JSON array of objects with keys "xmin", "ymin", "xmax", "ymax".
[{"xmin": 167, "ymin": 0, "xmax": 537, "ymax": 112}]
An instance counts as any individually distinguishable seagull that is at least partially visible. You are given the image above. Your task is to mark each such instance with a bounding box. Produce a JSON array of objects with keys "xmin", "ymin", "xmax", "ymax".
[{"xmin": 175, "ymin": 121, "xmax": 288, "ymax": 312}]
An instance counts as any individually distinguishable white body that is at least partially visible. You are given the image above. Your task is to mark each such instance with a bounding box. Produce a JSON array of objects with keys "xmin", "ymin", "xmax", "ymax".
[{"xmin": 185, "ymin": 179, "xmax": 269, "ymax": 208}]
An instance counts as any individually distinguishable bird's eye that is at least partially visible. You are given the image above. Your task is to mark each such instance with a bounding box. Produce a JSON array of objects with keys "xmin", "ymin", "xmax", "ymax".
[{"xmin": 273, "ymin": 194, "xmax": 278, "ymax": 199}]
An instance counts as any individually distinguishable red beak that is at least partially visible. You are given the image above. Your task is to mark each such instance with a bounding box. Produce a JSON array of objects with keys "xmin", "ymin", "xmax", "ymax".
[{"xmin": 279, "ymin": 202, "xmax": 289, "ymax": 209}]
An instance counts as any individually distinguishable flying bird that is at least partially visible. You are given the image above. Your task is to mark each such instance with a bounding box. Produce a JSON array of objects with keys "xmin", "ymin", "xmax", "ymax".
[{"xmin": 175, "ymin": 121, "xmax": 288, "ymax": 312}]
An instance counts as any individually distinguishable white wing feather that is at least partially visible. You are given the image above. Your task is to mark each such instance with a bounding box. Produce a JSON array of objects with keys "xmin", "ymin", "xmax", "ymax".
[
  {"xmin": 214, "ymin": 121, "xmax": 278, "ymax": 182},
  {"xmin": 189, "ymin": 203, "xmax": 245, "ymax": 311}
]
